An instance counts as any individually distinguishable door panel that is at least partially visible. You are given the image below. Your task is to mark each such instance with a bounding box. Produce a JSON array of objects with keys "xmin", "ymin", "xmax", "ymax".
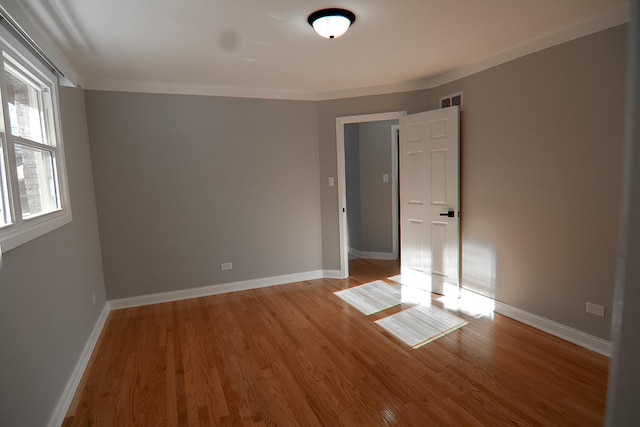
[
  {"xmin": 405, "ymin": 150, "xmax": 425, "ymax": 205},
  {"xmin": 431, "ymin": 221, "xmax": 448, "ymax": 276},
  {"xmin": 404, "ymin": 218, "xmax": 424, "ymax": 271},
  {"xmin": 399, "ymin": 106, "xmax": 459, "ymax": 294},
  {"xmin": 430, "ymin": 149, "xmax": 448, "ymax": 205}
]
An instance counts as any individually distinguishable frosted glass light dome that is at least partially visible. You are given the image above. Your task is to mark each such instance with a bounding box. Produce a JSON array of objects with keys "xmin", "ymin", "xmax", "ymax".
[{"xmin": 308, "ymin": 9, "xmax": 356, "ymax": 39}]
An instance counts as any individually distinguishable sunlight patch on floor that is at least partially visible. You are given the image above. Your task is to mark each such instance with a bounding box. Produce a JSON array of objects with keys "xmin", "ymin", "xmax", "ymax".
[
  {"xmin": 334, "ymin": 280, "xmax": 401, "ymax": 315},
  {"xmin": 335, "ymin": 269, "xmax": 496, "ymax": 348},
  {"xmin": 388, "ymin": 267, "xmax": 433, "ymax": 293},
  {"xmin": 436, "ymin": 288, "xmax": 495, "ymax": 319},
  {"xmin": 375, "ymin": 304, "xmax": 468, "ymax": 348}
]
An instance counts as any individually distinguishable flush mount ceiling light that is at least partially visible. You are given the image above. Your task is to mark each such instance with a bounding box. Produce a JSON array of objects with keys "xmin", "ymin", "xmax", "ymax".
[{"xmin": 307, "ymin": 8, "xmax": 356, "ymax": 39}]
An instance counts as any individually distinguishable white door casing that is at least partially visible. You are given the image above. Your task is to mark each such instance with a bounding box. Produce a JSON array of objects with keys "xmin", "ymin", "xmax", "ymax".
[{"xmin": 399, "ymin": 106, "xmax": 460, "ymax": 294}]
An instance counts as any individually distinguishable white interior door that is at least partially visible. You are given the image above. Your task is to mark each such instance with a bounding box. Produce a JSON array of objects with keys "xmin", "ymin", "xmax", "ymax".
[{"xmin": 399, "ymin": 106, "xmax": 460, "ymax": 294}]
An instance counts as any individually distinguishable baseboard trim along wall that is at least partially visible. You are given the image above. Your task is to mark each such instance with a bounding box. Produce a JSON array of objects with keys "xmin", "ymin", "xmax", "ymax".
[
  {"xmin": 348, "ymin": 248, "xmax": 397, "ymax": 261},
  {"xmin": 108, "ymin": 270, "xmax": 327, "ymax": 310},
  {"xmin": 323, "ymin": 270, "xmax": 344, "ymax": 279},
  {"xmin": 48, "ymin": 303, "xmax": 110, "ymax": 427},
  {"xmin": 494, "ymin": 301, "xmax": 612, "ymax": 357},
  {"xmin": 106, "ymin": 272, "xmax": 613, "ymax": 357}
]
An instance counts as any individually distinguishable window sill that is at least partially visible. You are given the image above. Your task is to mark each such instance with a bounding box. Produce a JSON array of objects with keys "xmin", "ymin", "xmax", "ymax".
[{"xmin": 0, "ymin": 209, "xmax": 72, "ymax": 253}]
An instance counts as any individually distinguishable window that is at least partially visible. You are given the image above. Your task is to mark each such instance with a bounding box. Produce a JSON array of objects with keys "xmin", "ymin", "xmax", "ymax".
[{"xmin": 0, "ymin": 27, "xmax": 71, "ymax": 252}]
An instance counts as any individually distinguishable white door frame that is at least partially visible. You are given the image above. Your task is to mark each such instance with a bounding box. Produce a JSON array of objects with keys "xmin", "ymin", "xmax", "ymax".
[{"xmin": 336, "ymin": 111, "xmax": 407, "ymax": 278}]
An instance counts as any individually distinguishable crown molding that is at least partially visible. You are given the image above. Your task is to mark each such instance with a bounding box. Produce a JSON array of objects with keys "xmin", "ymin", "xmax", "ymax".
[
  {"xmin": 81, "ymin": 5, "xmax": 629, "ymax": 101},
  {"xmin": 428, "ymin": 4, "xmax": 630, "ymax": 89},
  {"xmin": 80, "ymin": 77, "xmax": 320, "ymax": 101}
]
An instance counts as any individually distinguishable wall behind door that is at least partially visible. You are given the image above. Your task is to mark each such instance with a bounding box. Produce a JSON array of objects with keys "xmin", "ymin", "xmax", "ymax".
[
  {"xmin": 345, "ymin": 124, "xmax": 362, "ymax": 252},
  {"xmin": 344, "ymin": 120, "xmax": 397, "ymax": 258},
  {"xmin": 359, "ymin": 120, "xmax": 397, "ymax": 256}
]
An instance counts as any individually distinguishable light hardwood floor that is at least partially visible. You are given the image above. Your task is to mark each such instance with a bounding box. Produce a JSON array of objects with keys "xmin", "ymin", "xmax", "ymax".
[{"xmin": 64, "ymin": 259, "xmax": 609, "ymax": 426}]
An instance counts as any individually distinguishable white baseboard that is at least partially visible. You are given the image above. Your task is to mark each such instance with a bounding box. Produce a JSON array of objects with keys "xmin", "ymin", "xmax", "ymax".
[
  {"xmin": 47, "ymin": 303, "xmax": 110, "ymax": 427},
  {"xmin": 494, "ymin": 301, "xmax": 612, "ymax": 357},
  {"xmin": 323, "ymin": 269, "xmax": 344, "ymax": 279},
  {"xmin": 108, "ymin": 270, "xmax": 326, "ymax": 310},
  {"xmin": 349, "ymin": 248, "xmax": 397, "ymax": 261}
]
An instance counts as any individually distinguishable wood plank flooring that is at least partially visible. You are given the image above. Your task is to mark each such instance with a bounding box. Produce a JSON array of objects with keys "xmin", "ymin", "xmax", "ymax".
[{"xmin": 64, "ymin": 259, "xmax": 609, "ymax": 426}]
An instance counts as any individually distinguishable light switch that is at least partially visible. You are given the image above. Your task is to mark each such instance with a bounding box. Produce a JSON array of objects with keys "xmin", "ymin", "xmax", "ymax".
[
  {"xmin": 328, "ymin": 176, "xmax": 335, "ymax": 187},
  {"xmin": 383, "ymin": 174, "xmax": 389, "ymax": 183}
]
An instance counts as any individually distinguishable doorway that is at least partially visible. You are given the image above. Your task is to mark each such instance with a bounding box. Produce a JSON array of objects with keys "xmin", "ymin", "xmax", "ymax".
[
  {"xmin": 336, "ymin": 111, "xmax": 407, "ymax": 278},
  {"xmin": 336, "ymin": 108, "xmax": 460, "ymax": 292}
]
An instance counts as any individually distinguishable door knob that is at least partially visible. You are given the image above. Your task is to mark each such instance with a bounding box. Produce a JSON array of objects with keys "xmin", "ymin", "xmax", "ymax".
[{"xmin": 439, "ymin": 210, "xmax": 455, "ymax": 218}]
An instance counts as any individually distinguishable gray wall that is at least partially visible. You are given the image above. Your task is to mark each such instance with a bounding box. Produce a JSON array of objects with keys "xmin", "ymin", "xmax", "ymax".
[
  {"xmin": 0, "ymin": 87, "xmax": 106, "ymax": 426},
  {"xmin": 433, "ymin": 25, "xmax": 626, "ymax": 339},
  {"xmin": 358, "ymin": 120, "xmax": 396, "ymax": 254},
  {"xmin": 85, "ymin": 91, "xmax": 322, "ymax": 300},
  {"xmin": 344, "ymin": 120, "xmax": 398, "ymax": 256},
  {"xmin": 319, "ymin": 25, "xmax": 626, "ymax": 339}
]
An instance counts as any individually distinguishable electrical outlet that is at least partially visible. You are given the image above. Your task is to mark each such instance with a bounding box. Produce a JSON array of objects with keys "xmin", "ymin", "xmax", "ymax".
[
  {"xmin": 221, "ymin": 262, "xmax": 233, "ymax": 271},
  {"xmin": 586, "ymin": 302, "xmax": 605, "ymax": 317},
  {"xmin": 92, "ymin": 292, "xmax": 96, "ymax": 305}
]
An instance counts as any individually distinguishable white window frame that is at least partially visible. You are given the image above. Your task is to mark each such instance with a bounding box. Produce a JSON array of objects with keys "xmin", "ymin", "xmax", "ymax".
[{"xmin": 0, "ymin": 26, "xmax": 71, "ymax": 253}]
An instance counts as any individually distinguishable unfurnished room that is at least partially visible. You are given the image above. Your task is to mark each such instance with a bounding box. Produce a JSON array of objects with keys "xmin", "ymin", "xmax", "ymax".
[{"xmin": 0, "ymin": 1, "xmax": 639, "ymax": 426}]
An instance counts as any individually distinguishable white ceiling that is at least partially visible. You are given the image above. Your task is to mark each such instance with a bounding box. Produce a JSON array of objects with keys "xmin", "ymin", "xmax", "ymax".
[{"xmin": 6, "ymin": 0, "xmax": 630, "ymax": 100}]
